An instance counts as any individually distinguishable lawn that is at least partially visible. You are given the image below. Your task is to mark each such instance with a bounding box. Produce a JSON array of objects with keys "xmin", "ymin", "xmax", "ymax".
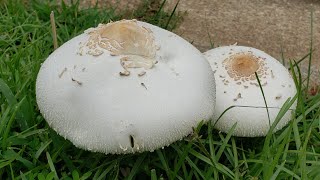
[{"xmin": 0, "ymin": 0, "xmax": 320, "ymax": 179}]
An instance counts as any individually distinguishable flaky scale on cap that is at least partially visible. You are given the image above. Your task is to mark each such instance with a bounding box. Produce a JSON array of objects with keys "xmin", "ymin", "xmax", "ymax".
[
  {"xmin": 204, "ymin": 45, "xmax": 297, "ymax": 137},
  {"xmin": 36, "ymin": 19, "xmax": 216, "ymax": 154}
]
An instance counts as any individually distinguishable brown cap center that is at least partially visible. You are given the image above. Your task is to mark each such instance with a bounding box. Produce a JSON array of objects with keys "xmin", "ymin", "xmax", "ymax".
[
  {"xmin": 230, "ymin": 54, "xmax": 259, "ymax": 77},
  {"xmin": 223, "ymin": 52, "xmax": 266, "ymax": 82}
]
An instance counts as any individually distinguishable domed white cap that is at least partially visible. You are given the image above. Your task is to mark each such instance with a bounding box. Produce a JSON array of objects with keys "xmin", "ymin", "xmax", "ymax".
[
  {"xmin": 204, "ymin": 45, "xmax": 296, "ymax": 137},
  {"xmin": 36, "ymin": 20, "xmax": 216, "ymax": 154}
]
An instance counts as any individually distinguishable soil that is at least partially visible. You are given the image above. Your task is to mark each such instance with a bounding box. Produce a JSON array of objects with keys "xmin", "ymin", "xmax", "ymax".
[{"xmin": 165, "ymin": 0, "xmax": 320, "ymax": 85}]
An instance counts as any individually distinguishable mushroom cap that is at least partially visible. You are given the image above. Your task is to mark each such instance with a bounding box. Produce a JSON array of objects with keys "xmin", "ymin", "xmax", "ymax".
[
  {"xmin": 204, "ymin": 45, "xmax": 297, "ymax": 137},
  {"xmin": 36, "ymin": 20, "xmax": 216, "ymax": 154}
]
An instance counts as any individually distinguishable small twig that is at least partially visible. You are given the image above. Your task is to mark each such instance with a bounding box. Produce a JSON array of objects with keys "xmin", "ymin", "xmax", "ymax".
[
  {"xmin": 50, "ymin": 11, "xmax": 58, "ymax": 50},
  {"xmin": 141, "ymin": 83, "xmax": 147, "ymax": 90},
  {"xmin": 138, "ymin": 71, "xmax": 146, "ymax": 77},
  {"xmin": 72, "ymin": 78, "xmax": 83, "ymax": 86},
  {"xmin": 58, "ymin": 68, "xmax": 67, "ymax": 78}
]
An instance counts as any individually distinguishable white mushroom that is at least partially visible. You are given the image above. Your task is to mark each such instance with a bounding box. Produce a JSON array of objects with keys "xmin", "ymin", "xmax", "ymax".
[
  {"xmin": 204, "ymin": 45, "xmax": 297, "ymax": 137},
  {"xmin": 36, "ymin": 19, "xmax": 216, "ymax": 154}
]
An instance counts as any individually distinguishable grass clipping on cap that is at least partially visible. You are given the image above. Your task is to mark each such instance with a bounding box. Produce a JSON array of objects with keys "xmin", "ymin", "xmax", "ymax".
[{"xmin": 0, "ymin": 0, "xmax": 319, "ymax": 179}]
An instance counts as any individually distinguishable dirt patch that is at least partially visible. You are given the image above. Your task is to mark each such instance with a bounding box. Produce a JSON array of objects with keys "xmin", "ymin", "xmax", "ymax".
[
  {"xmin": 76, "ymin": 0, "xmax": 140, "ymax": 11},
  {"xmin": 166, "ymin": 0, "xmax": 320, "ymax": 84}
]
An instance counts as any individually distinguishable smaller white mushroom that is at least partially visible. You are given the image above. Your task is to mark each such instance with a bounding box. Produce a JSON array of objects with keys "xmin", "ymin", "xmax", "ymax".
[{"xmin": 204, "ymin": 45, "xmax": 297, "ymax": 137}]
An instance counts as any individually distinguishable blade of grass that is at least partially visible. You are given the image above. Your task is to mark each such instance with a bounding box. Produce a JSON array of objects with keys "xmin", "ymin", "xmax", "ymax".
[
  {"xmin": 171, "ymin": 142, "xmax": 193, "ymax": 178},
  {"xmin": 184, "ymin": 156, "xmax": 206, "ymax": 179},
  {"xmin": 208, "ymin": 122, "xmax": 218, "ymax": 178},
  {"xmin": 265, "ymin": 122, "xmax": 291, "ymax": 179},
  {"xmin": 127, "ymin": 153, "xmax": 147, "ymax": 180},
  {"xmin": 306, "ymin": 9, "xmax": 314, "ymax": 92},
  {"xmin": 9, "ymin": 163, "xmax": 14, "ymax": 180},
  {"xmin": 165, "ymin": 0, "xmax": 179, "ymax": 30},
  {"xmin": 216, "ymin": 123, "xmax": 237, "ymax": 161},
  {"xmin": 231, "ymin": 138, "xmax": 239, "ymax": 180},
  {"xmin": 0, "ymin": 78, "xmax": 17, "ymax": 105},
  {"xmin": 270, "ymin": 160, "xmax": 286, "ymax": 180},
  {"xmin": 292, "ymin": 117, "xmax": 301, "ymax": 150},
  {"xmin": 46, "ymin": 151, "xmax": 59, "ymax": 180},
  {"xmin": 35, "ymin": 140, "xmax": 52, "ymax": 159},
  {"xmin": 0, "ymin": 78, "xmax": 28, "ymax": 130},
  {"xmin": 287, "ymin": 51, "xmax": 313, "ymax": 71},
  {"xmin": 153, "ymin": 0, "xmax": 167, "ymax": 20},
  {"xmin": 151, "ymin": 169, "xmax": 157, "ymax": 180},
  {"xmin": 2, "ymin": 97, "xmax": 26, "ymax": 150},
  {"xmin": 156, "ymin": 149, "xmax": 172, "ymax": 179},
  {"xmin": 189, "ymin": 148, "xmax": 235, "ymax": 179},
  {"xmin": 254, "ymin": 72, "xmax": 270, "ymax": 125}
]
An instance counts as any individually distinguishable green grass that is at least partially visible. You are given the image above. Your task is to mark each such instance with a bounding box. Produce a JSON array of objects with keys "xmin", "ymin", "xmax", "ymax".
[{"xmin": 0, "ymin": 0, "xmax": 320, "ymax": 179}]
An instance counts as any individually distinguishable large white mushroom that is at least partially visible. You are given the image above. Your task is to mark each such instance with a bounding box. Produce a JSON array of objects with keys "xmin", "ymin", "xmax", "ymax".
[
  {"xmin": 204, "ymin": 45, "xmax": 297, "ymax": 137},
  {"xmin": 36, "ymin": 19, "xmax": 216, "ymax": 154}
]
